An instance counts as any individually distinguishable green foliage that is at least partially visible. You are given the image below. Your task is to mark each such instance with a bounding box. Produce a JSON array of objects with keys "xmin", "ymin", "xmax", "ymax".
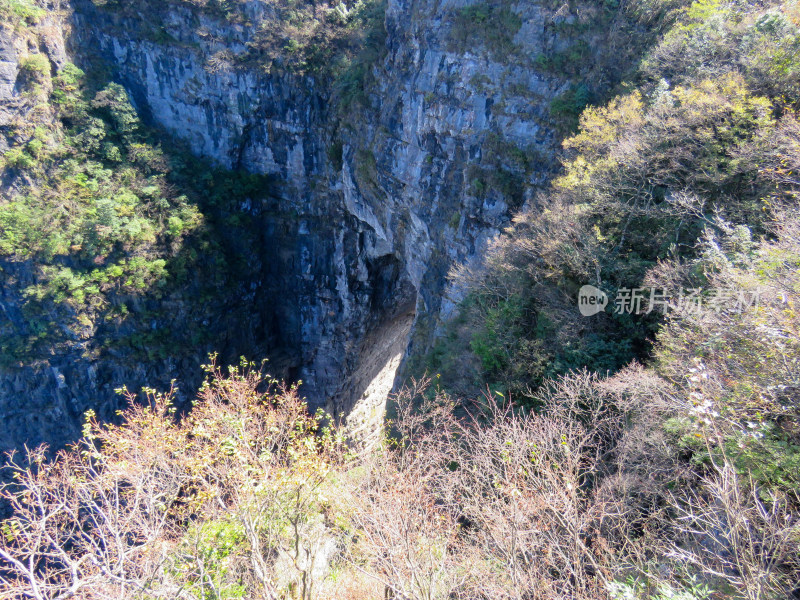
[
  {"xmin": 18, "ymin": 53, "xmax": 51, "ymax": 83},
  {"xmin": 609, "ymin": 575, "xmax": 713, "ymax": 600},
  {"xmin": 444, "ymin": 283, "xmax": 637, "ymax": 406},
  {"xmin": 464, "ymin": 133, "xmax": 536, "ymax": 210},
  {"xmin": 535, "ymin": 40, "xmax": 592, "ymax": 75},
  {"xmin": 0, "ymin": 0, "xmax": 45, "ymax": 24},
  {"xmin": 0, "ymin": 61, "xmax": 276, "ymax": 364},
  {"xmin": 354, "ymin": 148, "xmax": 379, "ymax": 193},
  {"xmin": 173, "ymin": 519, "xmax": 248, "ymax": 599},
  {"xmin": 549, "ymin": 82, "xmax": 593, "ymax": 130},
  {"xmin": 448, "ymin": 2, "xmax": 523, "ymax": 60},
  {"xmin": 51, "ymin": 63, "xmax": 86, "ymax": 106},
  {"xmin": 90, "ymin": 83, "xmax": 141, "ymax": 138},
  {"xmin": 469, "ymin": 296, "xmax": 526, "ymax": 375},
  {"xmin": 467, "ymin": 165, "xmax": 525, "ymax": 209},
  {"xmin": 2, "ymin": 148, "xmax": 37, "ymax": 170},
  {"xmin": 653, "ymin": 218, "xmax": 800, "ymax": 495},
  {"xmin": 448, "ymin": 211, "xmax": 461, "ymax": 230},
  {"xmin": 332, "ymin": 0, "xmax": 388, "ymax": 111},
  {"xmin": 639, "ymin": 0, "xmax": 800, "ymax": 107},
  {"xmin": 327, "ymin": 139, "xmax": 344, "ymax": 171},
  {"xmin": 729, "ymin": 429, "xmax": 800, "ymax": 493}
]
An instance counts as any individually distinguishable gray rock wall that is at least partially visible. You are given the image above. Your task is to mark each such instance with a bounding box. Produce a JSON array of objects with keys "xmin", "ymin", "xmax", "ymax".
[{"xmin": 2, "ymin": 0, "xmax": 632, "ymax": 450}]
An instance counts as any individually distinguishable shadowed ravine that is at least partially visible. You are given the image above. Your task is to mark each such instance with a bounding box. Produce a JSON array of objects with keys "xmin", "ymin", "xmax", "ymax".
[{"xmin": 0, "ymin": 0, "xmax": 648, "ymax": 451}]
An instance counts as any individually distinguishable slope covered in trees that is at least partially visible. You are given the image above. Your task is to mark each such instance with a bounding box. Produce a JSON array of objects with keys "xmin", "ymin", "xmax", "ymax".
[
  {"xmin": 0, "ymin": 1, "xmax": 280, "ymax": 365},
  {"xmin": 426, "ymin": 0, "xmax": 800, "ymax": 402}
]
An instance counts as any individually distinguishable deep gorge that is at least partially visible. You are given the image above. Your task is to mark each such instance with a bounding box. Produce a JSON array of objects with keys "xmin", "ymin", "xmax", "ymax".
[
  {"xmin": 4, "ymin": 1, "xmax": 800, "ymax": 597},
  {"xmin": 1, "ymin": 0, "xmax": 651, "ymax": 451}
]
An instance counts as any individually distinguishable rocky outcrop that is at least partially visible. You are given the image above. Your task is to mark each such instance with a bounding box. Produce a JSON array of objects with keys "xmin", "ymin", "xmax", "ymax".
[{"xmin": 0, "ymin": 28, "xmax": 20, "ymax": 128}]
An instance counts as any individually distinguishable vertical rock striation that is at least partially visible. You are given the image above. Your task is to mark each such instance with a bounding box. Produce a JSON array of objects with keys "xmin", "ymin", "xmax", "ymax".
[{"xmin": 1, "ymin": 0, "xmax": 640, "ymax": 450}]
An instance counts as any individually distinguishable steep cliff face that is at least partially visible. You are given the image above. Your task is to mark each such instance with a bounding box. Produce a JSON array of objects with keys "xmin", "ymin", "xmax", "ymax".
[
  {"xmin": 67, "ymin": 0, "xmax": 417, "ymax": 436},
  {"xmin": 1, "ymin": 0, "xmax": 645, "ymax": 451},
  {"xmin": 0, "ymin": 10, "xmax": 123, "ymax": 452},
  {"xmin": 71, "ymin": 0, "xmax": 569, "ymax": 419}
]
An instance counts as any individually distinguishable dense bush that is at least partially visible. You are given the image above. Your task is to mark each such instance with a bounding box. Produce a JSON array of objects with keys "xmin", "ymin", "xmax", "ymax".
[
  {"xmin": 0, "ymin": 60, "xmax": 274, "ymax": 365},
  {"xmin": 650, "ymin": 214, "xmax": 800, "ymax": 494},
  {"xmin": 429, "ymin": 0, "xmax": 800, "ymax": 406},
  {"xmin": 2, "ymin": 363, "xmax": 797, "ymax": 599}
]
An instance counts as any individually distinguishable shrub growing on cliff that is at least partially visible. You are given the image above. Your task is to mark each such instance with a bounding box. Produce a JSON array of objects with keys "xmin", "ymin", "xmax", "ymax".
[
  {"xmin": 18, "ymin": 53, "xmax": 50, "ymax": 84},
  {"xmin": 447, "ymin": 2, "xmax": 523, "ymax": 60},
  {"xmin": 332, "ymin": 0, "xmax": 388, "ymax": 110},
  {"xmin": 0, "ymin": 56, "xmax": 276, "ymax": 365},
  {"xmin": 0, "ymin": 0, "xmax": 45, "ymax": 25}
]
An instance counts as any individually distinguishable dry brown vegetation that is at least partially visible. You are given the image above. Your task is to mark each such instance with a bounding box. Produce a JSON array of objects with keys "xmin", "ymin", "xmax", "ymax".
[{"xmin": 1, "ymin": 355, "xmax": 798, "ymax": 599}]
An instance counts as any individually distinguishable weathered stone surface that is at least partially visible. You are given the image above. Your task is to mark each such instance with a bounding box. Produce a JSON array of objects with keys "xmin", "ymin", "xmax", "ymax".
[{"xmin": 0, "ymin": 28, "xmax": 19, "ymax": 107}]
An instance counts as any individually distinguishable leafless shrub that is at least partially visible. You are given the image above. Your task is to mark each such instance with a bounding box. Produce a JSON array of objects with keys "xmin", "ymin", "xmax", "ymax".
[
  {"xmin": 665, "ymin": 459, "xmax": 800, "ymax": 600},
  {"xmin": 0, "ymin": 360, "xmax": 347, "ymax": 600},
  {"xmin": 2, "ymin": 362, "xmax": 797, "ymax": 600},
  {"xmin": 352, "ymin": 372, "xmax": 654, "ymax": 600},
  {"xmin": 346, "ymin": 382, "xmax": 473, "ymax": 600},
  {"xmin": 205, "ymin": 50, "xmax": 236, "ymax": 73}
]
